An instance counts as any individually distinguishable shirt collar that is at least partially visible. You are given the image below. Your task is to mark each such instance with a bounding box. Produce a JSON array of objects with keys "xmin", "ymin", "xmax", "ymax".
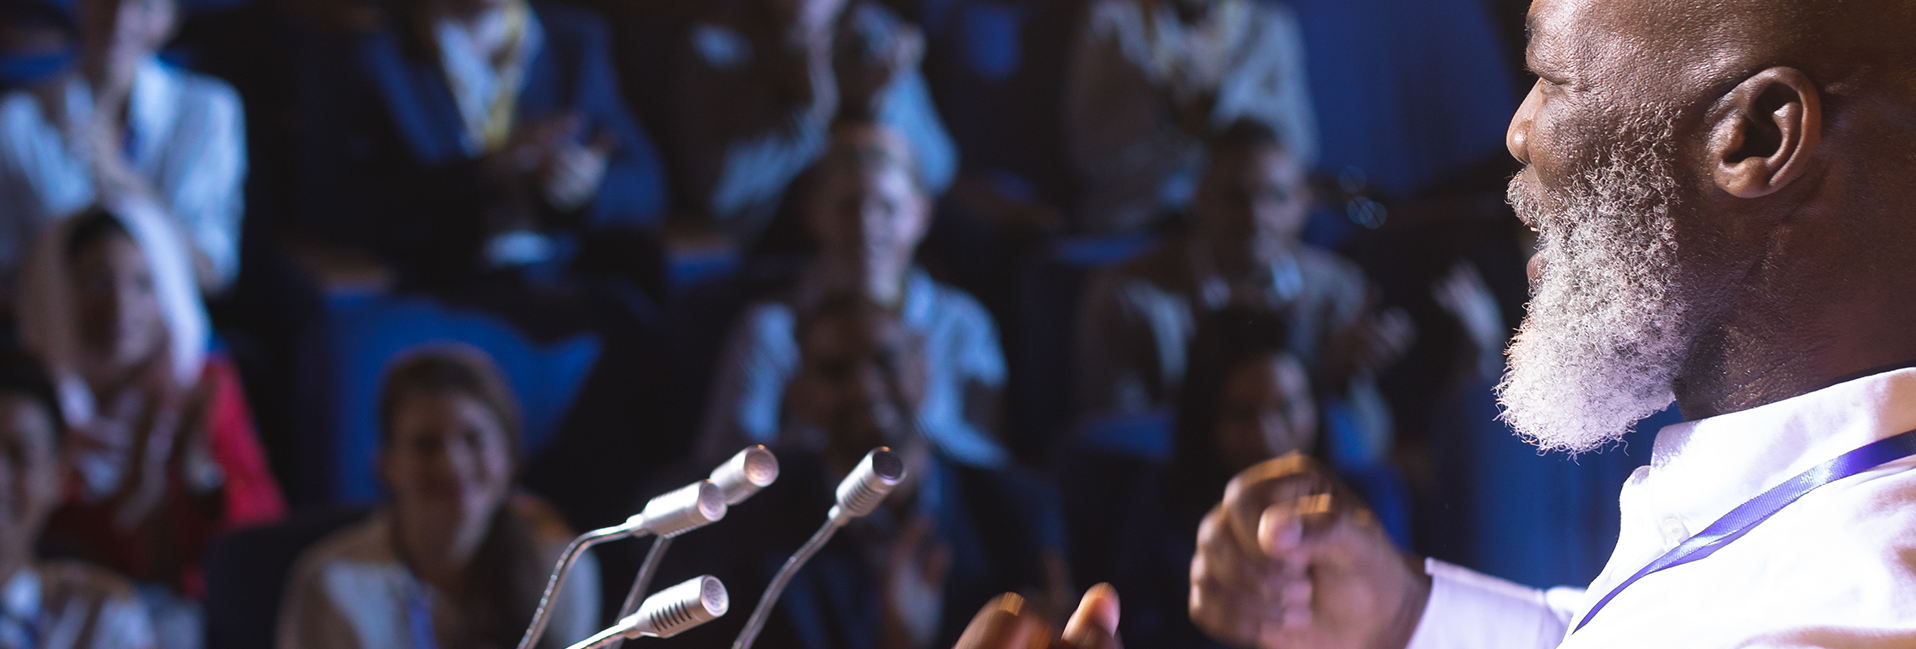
[
  {"xmin": 1640, "ymin": 367, "xmax": 1916, "ymax": 533},
  {"xmin": 59, "ymin": 56, "xmax": 174, "ymax": 168}
]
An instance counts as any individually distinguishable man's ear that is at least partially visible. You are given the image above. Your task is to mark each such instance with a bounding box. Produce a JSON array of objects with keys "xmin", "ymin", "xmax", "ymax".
[{"xmin": 1707, "ymin": 67, "xmax": 1822, "ymax": 199}]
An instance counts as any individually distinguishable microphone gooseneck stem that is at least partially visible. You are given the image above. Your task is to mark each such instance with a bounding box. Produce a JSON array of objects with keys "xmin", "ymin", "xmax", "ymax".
[
  {"xmin": 731, "ymin": 519, "xmax": 841, "ymax": 649},
  {"xmin": 564, "ymin": 623, "xmax": 629, "ymax": 649},
  {"xmin": 606, "ymin": 536, "xmax": 675, "ymax": 649},
  {"xmin": 519, "ymin": 524, "xmax": 640, "ymax": 649}
]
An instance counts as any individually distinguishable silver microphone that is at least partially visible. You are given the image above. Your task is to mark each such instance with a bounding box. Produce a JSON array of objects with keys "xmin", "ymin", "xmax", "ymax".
[
  {"xmin": 567, "ymin": 576, "xmax": 730, "ymax": 649},
  {"xmin": 828, "ymin": 447, "xmax": 906, "ymax": 525},
  {"xmin": 733, "ymin": 447, "xmax": 908, "ymax": 649},
  {"xmin": 626, "ymin": 480, "xmax": 729, "ymax": 538},
  {"xmin": 611, "ymin": 447, "xmax": 783, "ymax": 649},
  {"xmin": 520, "ymin": 481, "xmax": 729, "ymax": 649},
  {"xmin": 709, "ymin": 445, "xmax": 781, "ymax": 505}
]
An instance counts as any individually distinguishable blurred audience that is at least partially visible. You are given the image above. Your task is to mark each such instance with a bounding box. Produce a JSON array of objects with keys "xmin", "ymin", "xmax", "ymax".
[
  {"xmin": 697, "ymin": 121, "xmax": 1006, "ymax": 469},
  {"xmin": 292, "ymin": 0, "xmax": 666, "ymax": 286},
  {"xmin": 276, "ymin": 348, "xmax": 598, "ymax": 649},
  {"xmin": 0, "ymin": 0, "xmax": 1569, "ymax": 645},
  {"xmin": 0, "ymin": 0, "xmax": 245, "ymax": 311},
  {"xmin": 1076, "ymin": 120, "xmax": 1409, "ymax": 466},
  {"xmin": 679, "ymin": 296, "xmax": 1063, "ymax": 649},
  {"xmin": 1106, "ymin": 307, "xmax": 1316, "ymax": 648},
  {"xmin": 0, "ymin": 353, "xmax": 159, "ymax": 649},
  {"xmin": 672, "ymin": 0, "xmax": 955, "ymax": 242},
  {"xmin": 20, "ymin": 203, "xmax": 284, "ymax": 649},
  {"xmin": 1062, "ymin": 0, "xmax": 1316, "ymax": 235}
]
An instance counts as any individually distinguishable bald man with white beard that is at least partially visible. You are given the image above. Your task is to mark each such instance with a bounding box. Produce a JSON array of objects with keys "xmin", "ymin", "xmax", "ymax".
[{"xmin": 951, "ymin": 0, "xmax": 1916, "ymax": 646}]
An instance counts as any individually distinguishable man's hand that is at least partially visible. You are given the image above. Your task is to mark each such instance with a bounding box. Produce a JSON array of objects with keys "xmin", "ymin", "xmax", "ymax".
[
  {"xmin": 953, "ymin": 584, "xmax": 1122, "ymax": 649},
  {"xmin": 1189, "ymin": 455, "xmax": 1430, "ymax": 649}
]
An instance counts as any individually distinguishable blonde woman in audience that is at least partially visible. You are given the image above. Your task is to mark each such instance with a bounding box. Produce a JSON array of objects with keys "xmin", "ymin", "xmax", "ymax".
[
  {"xmin": 0, "ymin": 353, "xmax": 158, "ymax": 649},
  {"xmin": 277, "ymin": 348, "xmax": 598, "ymax": 649},
  {"xmin": 697, "ymin": 121, "xmax": 1007, "ymax": 470},
  {"xmin": 19, "ymin": 199, "xmax": 284, "ymax": 649}
]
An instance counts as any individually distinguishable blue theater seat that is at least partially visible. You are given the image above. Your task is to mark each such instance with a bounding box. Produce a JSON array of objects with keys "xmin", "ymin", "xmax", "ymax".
[{"xmin": 292, "ymin": 293, "xmax": 600, "ymax": 505}]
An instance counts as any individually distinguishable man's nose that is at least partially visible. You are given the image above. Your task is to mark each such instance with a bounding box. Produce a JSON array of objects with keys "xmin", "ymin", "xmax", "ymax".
[{"xmin": 1508, "ymin": 81, "xmax": 1544, "ymax": 165}]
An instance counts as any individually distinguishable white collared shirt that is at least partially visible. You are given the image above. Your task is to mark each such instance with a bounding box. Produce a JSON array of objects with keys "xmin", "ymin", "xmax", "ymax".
[
  {"xmin": 1408, "ymin": 367, "xmax": 1916, "ymax": 648},
  {"xmin": 0, "ymin": 56, "xmax": 247, "ymax": 305},
  {"xmin": 695, "ymin": 267, "xmax": 1011, "ymax": 469},
  {"xmin": 0, "ymin": 563, "xmax": 156, "ymax": 649}
]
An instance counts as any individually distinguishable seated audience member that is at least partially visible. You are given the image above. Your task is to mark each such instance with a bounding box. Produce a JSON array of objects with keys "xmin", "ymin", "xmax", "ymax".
[
  {"xmin": 19, "ymin": 202, "xmax": 285, "ymax": 648},
  {"xmin": 1079, "ymin": 307, "xmax": 1315, "ymax": 648},
  {"xmin": 0, "ymin": 354, "xmax": 159, "ymax": 649},
  {"xmin": 673, "ymin": 0, "xmax": 956, "ymax": 241},
  {"xmin": 277, "ymin": 348, "xmax": 600, "ymax": 649},
  {"xmin": 680, "ymin": 296, "xmax": 1065, "ymax": 649},
  {"xmin": 1075, "ymin": 121, "xmax": 1411, "ymax": 466},
  {"xmin": 697, "ymin": 122, "xmax": 1007, "ymax": 469},
  {"xmin": 0, "ymin": 0, "xmax": 246, "ymax": 309},
  {"xmin": 1062, "ymin": 0, "xmax": 1316, "ymax": 235},
  {"xmin": 293, "ymin": 0, "xmax": 667, "ymax": 285}
]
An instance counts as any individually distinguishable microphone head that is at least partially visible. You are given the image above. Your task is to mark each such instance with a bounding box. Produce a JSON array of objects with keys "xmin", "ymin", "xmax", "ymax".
[
  {"xmin": 639, "ymin": 480, "xmax": 728, "ymax": 538},
  {"xmin": 627, "ymin": 575, "xmax": 728, "ymax": 639},
  {"xmin": 829, "ymin": 447, "xmax": 907, "ymax": 523},
  {"xmin": 710, "ymin": 446, "xmax": 780, "ymax": 505}
]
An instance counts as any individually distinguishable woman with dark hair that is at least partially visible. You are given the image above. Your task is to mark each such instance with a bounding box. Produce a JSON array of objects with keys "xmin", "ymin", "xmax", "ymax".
[
  {"xmin": 1068, "ymin": 306, "xmax": 1318, "ymax": 648},
  {"xmin": 277, "ymin": 347, "xmax": 599, "ymax": 649},
  {"xmin": 19, "ymin": 201, "xmax": 284, "ymax": 648},
  {"xmin": 1166, "ymin": 306, "xmax": 1319, "ymax": 521}
]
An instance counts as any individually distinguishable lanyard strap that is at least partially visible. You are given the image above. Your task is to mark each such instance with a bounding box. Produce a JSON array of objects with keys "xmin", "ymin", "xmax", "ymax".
[
  {"xmin": 409, "ymin": 582, "xmax": 438, "ymax": 649},
  {"xmin": 1576, "ymin": 428, "xmax": 1916, "ymax": 632}
]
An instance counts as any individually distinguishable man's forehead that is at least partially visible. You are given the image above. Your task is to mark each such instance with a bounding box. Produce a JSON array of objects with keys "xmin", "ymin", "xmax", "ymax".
[{"xmin": 1525, "ymin": 0, "xmax": 1734, "ymax": 98}]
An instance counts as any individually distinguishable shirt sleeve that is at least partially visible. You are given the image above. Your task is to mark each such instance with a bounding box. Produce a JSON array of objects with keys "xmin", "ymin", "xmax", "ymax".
[
  {"xmin": 1073, "ymin": 272, "xmax": 1171, "ymax": 418},
  {"xmin": 1216, "ymin": 4, "xmax": 1318, "ymax": 166},
  {"xmin": 167, "ymin": 78, "xmax": 247, "ymax": 291},
  {"xmin": 1405, "ymin": 559, "xmax": 1577, "ymax": 649},
  {"xmin": 275, "ymin": 559, "xmax": 364, "ymax": 649},
  {"xmin": 202, "ymin": 355, "xmax": 289, "ymax": 528}
]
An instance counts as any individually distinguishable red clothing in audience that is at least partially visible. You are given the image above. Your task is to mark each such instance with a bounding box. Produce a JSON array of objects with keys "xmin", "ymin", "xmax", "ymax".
[{"xmin": 43, "ymin": 354, "xmax": 287, "ymax": 598}]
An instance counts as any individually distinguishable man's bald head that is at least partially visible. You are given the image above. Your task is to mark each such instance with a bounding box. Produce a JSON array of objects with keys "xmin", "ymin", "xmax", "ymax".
[{"xmin": 1499, "ymin": 0, "xmax": 1916, "ymax": 451}]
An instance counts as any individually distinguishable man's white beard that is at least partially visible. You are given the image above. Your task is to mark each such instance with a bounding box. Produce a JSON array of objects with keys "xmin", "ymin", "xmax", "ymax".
[{"xmin": 1497, "ymin": 110, "xmax": 1690, "ymax": 454}]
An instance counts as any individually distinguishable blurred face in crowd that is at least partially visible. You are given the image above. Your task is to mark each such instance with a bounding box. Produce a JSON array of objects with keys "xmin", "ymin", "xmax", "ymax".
[
  {"xmin": 806, "ymin": 126, "xmax": 932, "ymax": 307},
  {"xmin": 381, "ymin": 389, "xmax": 514, "ymax": 546},
  {"xmin": 790, "ymin": 303, "xmax": 925, "ymax": 471},
  {"xmin": 1497, "ymin": 0, "xmax": 1718, "ymax": 453},
  {"xmin": 1214, "ymin": 352, "xmax": 1316, "ymax": 474},
  {"xmin": 78, "ymin": 0, "xmax": 174, "ymax": 83},
  {"xmin": 70, "ymin": 229, "xmax": 166, "ymax": 381},
  {"xmin": 0, "ymin": 392, "xmax": 61, "ymax": 575},
  {"xmin": 1192, "ymin": 142, "xmax": 1311, "ymax": 277}
]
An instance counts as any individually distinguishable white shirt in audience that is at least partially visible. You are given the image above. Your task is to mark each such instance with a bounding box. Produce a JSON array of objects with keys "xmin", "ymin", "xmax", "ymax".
[
  {"xmin": 276, "ymin": 506, "xmax": 600, "ymax": 649},
  {"xmin": 0, "ymin": 561, "xmax": 157, "ymax": 649},
  {"xmin": 0, "ymin": 55, "xmax": 247, "ymax": 306}
]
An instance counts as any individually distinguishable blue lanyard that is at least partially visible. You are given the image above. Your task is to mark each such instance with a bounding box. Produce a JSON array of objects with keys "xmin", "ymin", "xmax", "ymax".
[
  {"xmin": 409, "ymin": 582, "xmax": 438, "ymax": 649},
  {"xmin": 1575, "ymin": 428, "xmax": 1916, "ymax": 632},
  {"xmin": 0, "ymin": 611, "xmax": 38, "ymax": 649}
]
